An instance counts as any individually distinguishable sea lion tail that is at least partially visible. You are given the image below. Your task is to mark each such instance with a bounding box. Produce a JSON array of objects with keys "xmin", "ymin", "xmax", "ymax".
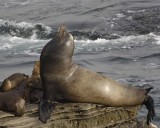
[
  {"xmin": 39, "ymin": 98, "xmax": 57, "ymax": 123},
  {"xmin": 143, "ymin": 95, "xmax": 155, "ymax": 125}
]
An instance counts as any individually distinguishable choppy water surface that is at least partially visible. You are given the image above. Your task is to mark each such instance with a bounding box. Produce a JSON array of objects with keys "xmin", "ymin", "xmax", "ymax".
[{"xmin": 0, "ymin": 0, "xmax": 160, "ymax": 126}]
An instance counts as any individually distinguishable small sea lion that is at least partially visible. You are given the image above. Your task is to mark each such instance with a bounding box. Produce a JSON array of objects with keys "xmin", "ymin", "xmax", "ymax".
[
  {"xmin": 0, "ymin": 73, "xmax": 29, "ymax": 92},
  {"xmin": 24, "ymin": 61, "xmax": 43, "ymax": 103},
  {"xmin": 0, "ymin": 92, "xmax": 25, "ymax": 116},
  {"xmin": 10, "ymin": 79, "xmax": 29, "ymax": 101},
  {"xmin": 27, "ymin": 61, "xmax": 42, "ymax": 90},
  {"xmin": 39, "ymin": 25, "xmax": 155, "ymax": 125}
]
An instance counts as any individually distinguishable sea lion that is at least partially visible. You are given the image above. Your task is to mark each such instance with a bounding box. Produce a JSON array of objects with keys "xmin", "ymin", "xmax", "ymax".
[
  {"xmin": 39, "ymin": 25, "xmax": 155, "ymax": 125},
  {"xmin": 32, "ymin": 61, "xmax": 40, "ymax": 76},
  {"xmin": 7, "ymin": 77, "xmax": 42, "ymax": 104},
  {"xmin": 29, "ymin": 89, "xmax": 43, "ymax": 103},
  {"xmin": 10, "ymin": 78, "xmax": 30, "ymax": 102},
  {"xmin": 0, "ymin": 73, "xmax": 29, "ymax": 92},
  {"xmin": 26, "ymin": 61, "xmax": 42, "ymax": 90},
  {"xmin": 0, "ymin": 92, "xmax": 25, "ymax": 116},
  {"xmin": 25, "ymin": 61, "xmax": 43, "ymax": 103}
]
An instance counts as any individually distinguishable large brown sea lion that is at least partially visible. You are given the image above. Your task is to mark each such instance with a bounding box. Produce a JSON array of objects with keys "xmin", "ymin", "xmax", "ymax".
[
  {"xmin": 0, "ymin": 92, "xmax": 25, "ymax": 116},
  {"xmin": 0, "ymin": 73, "xmax": 29, "ymax": 92},
  {"xmin": 39, "ymin": 25, "xmax": 155, "ymax": 125}
]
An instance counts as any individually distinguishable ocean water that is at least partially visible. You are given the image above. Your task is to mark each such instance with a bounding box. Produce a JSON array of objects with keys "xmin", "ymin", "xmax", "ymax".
[{"xmin": 0, "ymin": 0, "xmax": 160, "ymax": 126}]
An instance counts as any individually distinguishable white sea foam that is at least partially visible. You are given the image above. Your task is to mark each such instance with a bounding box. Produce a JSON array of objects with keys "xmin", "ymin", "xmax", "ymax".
[
  {"xmin": 75, "ymin": 33, "xmax": 160, "ymax": 45},
  {"xmin": 0, "ymin": 35, "xmax": 48, "ymax": 56},
  {"xmin": 116, "ymin": 13, "xmax": 125, "ymax": 18},
  {"xmin": 0, "ymin": 19, "xmax": 52, "ymax": 35},
  {"xmin": 0, "ymin": 33, "xmax": 160, "ymax": 56},
  {"xmin": 127, "ymin": 10, "xmax": 135, "ymax": 13},
  {"xmin": 75, "ymin": 38, "xmax": 109, "ymax": 44},
  {"xmin": 152, "ymin": 33, "xmax": 160, "ymax": 44},
  {"xmin": 0, "ymin": 43, "xmax": 14, "ymax": 50},
  {"xmin": 4, "ymin": 0, "xmax": 38, "ymax": 7},
  {"xmin": 0, "ymin": 19, "xmax": 32, "ymax": 28},
  {"xmin": 74, "ymin": 33, "xmax": 160, "ymax": 53}
]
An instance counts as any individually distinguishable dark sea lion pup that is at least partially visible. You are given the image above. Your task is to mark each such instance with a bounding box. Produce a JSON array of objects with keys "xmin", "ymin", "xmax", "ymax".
[
  {"xmin": 39, "ymin": 25, "xmax": 155, "ymax": 125},
  {"xmin": 0, "ymin": 73, "xmax": 29, "ymax": 92},
  {"xmin": 0, "ymin": 92, "xmax": 25, "ymax": 116}
]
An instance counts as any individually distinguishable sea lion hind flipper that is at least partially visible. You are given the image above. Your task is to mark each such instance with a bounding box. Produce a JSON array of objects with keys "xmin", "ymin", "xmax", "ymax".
[
  {"xmin": 143, "ymin": 95, "xmax": 155, "ymax": 125},
  {"xmin": 145, "ymin": 87, "xmax": 153, "ymax": 94},
  {"xmin": 39, "ymin": 98, "xmax": 57, "ymax": 123}
]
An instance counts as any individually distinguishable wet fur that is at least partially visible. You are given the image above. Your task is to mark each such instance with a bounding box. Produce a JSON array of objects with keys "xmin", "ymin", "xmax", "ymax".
[{"xmin": 39, "ymin": 25, "xmax": 155, "ymax": 125}]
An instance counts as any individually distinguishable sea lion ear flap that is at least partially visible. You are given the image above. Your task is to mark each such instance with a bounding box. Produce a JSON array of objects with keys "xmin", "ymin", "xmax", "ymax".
[{"xmin": 57, "ymin": 24, "xmax": 67, "ymax": 37}]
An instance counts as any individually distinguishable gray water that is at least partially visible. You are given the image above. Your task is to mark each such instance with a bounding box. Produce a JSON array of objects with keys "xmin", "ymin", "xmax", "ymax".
[{"xmin": 0, "ymin": 0, "xmax": 160, "ymax": 126}]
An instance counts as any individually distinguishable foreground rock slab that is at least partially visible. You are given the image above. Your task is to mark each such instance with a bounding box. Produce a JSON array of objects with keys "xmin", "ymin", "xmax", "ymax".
[{"xmin": 0, "ymin": 103, "xmax": 148, "ymax": 128}]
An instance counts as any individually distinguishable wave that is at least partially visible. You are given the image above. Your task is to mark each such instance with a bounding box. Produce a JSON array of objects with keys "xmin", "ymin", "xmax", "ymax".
[
  {"xmin": 107, "ymin": 56, "xmax": 132, "ymax": 62},
  {"xmin": 0, "ymin": 19, "xmax": 52, "ymax": 39},
  {"xmin": 0, "ymin": 35, "xmax": 48, "ymax": 56},
  {"xmin": 0, "ymin": 32, "xmax": 160, "ymax": 56},
  {"xmin": 0, "ymin": 19, "xmax": 122, "ymax": 40},
  {"xmin": 0, "ymin": 19, "xmax": 160, "ymax": 57},
  {"xmin": 1, "ymin": 18, "xmax": 160, "ymax": 42},
  {"xmin": 75, "ymin": 33, "xmax": 160, "ymax": 49},
  {"xmin": 140, "ymin": 53, "xmax": 160, "ymax": 59},
  {"xmin": 88, "ymin": 56, "xmax": 133, "ymax": 64}
]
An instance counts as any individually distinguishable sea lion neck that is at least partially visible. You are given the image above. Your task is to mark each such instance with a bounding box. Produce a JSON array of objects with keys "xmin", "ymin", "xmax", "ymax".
[{"xmin": 42, "ymin": 56, "xmax": 75, "ymax": 75}]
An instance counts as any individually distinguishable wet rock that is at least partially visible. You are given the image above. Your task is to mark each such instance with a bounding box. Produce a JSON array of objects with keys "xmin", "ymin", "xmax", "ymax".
[{"xmin": 0, "ymin": 103, "xmax": 147, "ymax": 128}]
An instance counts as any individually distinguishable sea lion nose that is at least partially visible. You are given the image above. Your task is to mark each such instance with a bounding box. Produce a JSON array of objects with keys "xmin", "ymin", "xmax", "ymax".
[{"xmin": 57, "ymin": 25, "xmax": 67, "ymax": 37}]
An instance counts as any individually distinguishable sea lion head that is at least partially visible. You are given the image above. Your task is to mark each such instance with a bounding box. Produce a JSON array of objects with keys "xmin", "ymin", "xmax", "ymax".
[
  {"xmin": 23, "ymin": 74, "xmax": 29, "ymax": 79},
  {"xmin": 50, "ymin": 25, "xmax": 75, "ymax": 58},
  {"xmin": 0, "ymin": 73, "xmax": 29, "ymax": 92}
]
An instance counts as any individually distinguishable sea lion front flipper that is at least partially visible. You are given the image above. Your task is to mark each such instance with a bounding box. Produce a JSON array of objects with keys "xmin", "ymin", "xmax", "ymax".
[
  {"xmin": 143, "ymin": 95, "xmax": 155, "ymax": 125},
  {"xmin": 39, "ymin": 98, "xmax": 57, "ymax": 123}
]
